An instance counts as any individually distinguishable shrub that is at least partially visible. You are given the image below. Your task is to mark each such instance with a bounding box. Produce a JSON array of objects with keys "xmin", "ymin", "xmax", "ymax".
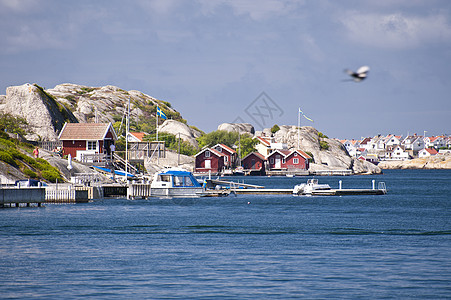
[
  {"xmin": 23, "ymin": 168, "xmax": 37, "ymax": 178},
  {"xmin": 318, "ymin": 132, "xmax": 329, "ymax": 139},
  {"xmin": 41, "ymin": 169, "xmax": 63, "ymax": 183},
  {"xmin": 271, "ymin": 124, "xmax": 280, "ymax": 134},
  {"xmin": 0, "ymin": 150, "xmax": 18, "ymax": 167},
  {"xmin": 305, "ymin": 151, "xmax": 314, "ymax": 162},
  {"xmin": 10, "ymin": 148, "xmax": 27, "ymax": 160},
  {"xmin": 320, "ymin": 141, "xmax": 329, "ymax": 150}
]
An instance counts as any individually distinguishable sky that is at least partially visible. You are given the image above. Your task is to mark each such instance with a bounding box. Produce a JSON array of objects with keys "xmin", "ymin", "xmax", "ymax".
[{"xmin": 0, "ymin": 0, "xmax": 450, "ymax": 139}]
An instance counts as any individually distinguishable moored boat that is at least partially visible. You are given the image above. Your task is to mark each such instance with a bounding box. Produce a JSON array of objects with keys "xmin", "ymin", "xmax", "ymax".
[
  {"xmin": 293, "ymin": 179, "xmax": 331, "ymax": 195},
  {"xmin": 150, "ymin": 168, "xmax": 206, "ymax": 198}
]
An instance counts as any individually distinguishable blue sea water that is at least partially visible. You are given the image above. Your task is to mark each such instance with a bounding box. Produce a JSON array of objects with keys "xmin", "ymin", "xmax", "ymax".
[{"xmin": 1, "ymin": 169, "xmax": 450, "ymax": 299}]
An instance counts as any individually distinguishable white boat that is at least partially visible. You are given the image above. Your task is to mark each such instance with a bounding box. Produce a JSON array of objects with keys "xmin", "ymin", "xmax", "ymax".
[
  {"xmin": 293, "ymin": 179, "xmax": 331, "ymax": 195},
  {"xmin": 150, "ymin": 168, "xmax": 206, "ymax": 198}
]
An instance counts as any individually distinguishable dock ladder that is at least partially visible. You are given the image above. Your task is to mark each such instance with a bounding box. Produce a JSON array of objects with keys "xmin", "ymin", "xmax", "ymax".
[{"xmin": 378, "ymin": 182, "xmax": 387, "ymax": 194}]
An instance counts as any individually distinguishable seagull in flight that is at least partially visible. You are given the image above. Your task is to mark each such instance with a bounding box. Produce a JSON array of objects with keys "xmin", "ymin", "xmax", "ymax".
[{"xmin": 344, "ymin": 65, "xmax": 370, "ymax": 82}]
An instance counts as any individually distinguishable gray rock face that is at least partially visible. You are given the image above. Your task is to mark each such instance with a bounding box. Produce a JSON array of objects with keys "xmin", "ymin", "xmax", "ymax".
[
  {"xmin": 217, "ymin": 123, "xmax": 255, "ymax": 134},
  {"xmin": 0, "ymin": 83, "xmax": 185, "ymax": 142},
  {"xmin": 1, "ymin": 83, "xmax": 77, "ymax": 141},
  {"xmin": 271, "ymin": 125, "xmax": 381, "ymax": 174},
  {"xmin": 158, "ymin": 120, "xmax": 202, "ymax": 147},
  {"xmin": 46, "ymin": 83, "xmax": 158, "ymax": 124},
  {"xmin": 378, "ymin": 154, "xmax": 451, "ymax": 169}
]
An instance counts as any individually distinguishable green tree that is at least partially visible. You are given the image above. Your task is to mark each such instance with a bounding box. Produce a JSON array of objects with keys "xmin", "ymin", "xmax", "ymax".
[
  {"xmin": 197, "ymin": 130, "xmax": 257, "ymax": 158},
  {"xmin": 271, "ymin": 124, "xmax": 280, "ymax": 134}
]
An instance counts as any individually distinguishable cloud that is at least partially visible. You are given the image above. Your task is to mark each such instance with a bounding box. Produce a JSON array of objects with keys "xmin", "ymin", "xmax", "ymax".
[
  {"xmin": 341, "ymin": 11, "xmax": 451, "ymax": 49},
  {"xmin": 197, "ymin": 0, "xmax": 303, "ymax": 20},
  {"xmin": 0, "ymin": 0, "xmax": 39, "ymax": 13}
]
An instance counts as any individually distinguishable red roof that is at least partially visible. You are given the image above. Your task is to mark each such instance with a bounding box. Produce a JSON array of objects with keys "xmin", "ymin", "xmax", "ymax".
[
  {"xmin": 58, "ymin": 123, "xmax": 117, "ymax": 140},
  {"xmin": 195, "ymin": 147, "xmax": 226, "ymax": 157},
  {"xmin": 243, "ymin": 152, "xmax": 267, "ymax": 161},
  {"xmin": 129, "ymin": 132, "xmax": 146, "ymax": 142},
  {"xmin": 256, "ymin": 136, "xmax": 271, "ymax": 147},
  {"xmin": 424, "ymin": 148, "xmax": 438, "ymax": 155},
  {"xmin": 214, "ymin": 143, "xmax": 236, "ymax": 154},
  {"xmin": 267, "ymin": 149, "xmax": 311, "ymax": 159}
]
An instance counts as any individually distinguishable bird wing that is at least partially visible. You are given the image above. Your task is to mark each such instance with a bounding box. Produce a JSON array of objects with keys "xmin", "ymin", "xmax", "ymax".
[{"xmin": 356, "ymin": 65, "xmax": 370, "ymax": 74}]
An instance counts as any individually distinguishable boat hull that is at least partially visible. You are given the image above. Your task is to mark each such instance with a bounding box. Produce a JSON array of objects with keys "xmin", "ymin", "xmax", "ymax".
[{"xmin": 150, "ymin": 187, "xmax": 206, "ymax": 198}]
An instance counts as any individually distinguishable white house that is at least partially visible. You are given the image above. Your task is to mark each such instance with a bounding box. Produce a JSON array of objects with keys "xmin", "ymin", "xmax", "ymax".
[
  {"xmin": 384, "ymin": 134, "xmax": 403, "ymax": 148},
  {"xmin": 425, "ymin": 136, "xmax": 446, "ymax": 149},
  {"xmin": 367, "ymin": 135, "xmax": 386, "ymax": 151},
  {"xmin": 341, "ymin": 139, "xmax": 360, "ymax": 157},
  {"xmin": 388, "ymin": 145, "xmax": 410, "ymax": 160},
  {"xmin": 254, "ymin": 136, "xmax": 272, "ymax": 156},
  {"xmin": 402, "ymin": 135, "xmax": 425, "ymax": 151},
  {"xmin": 418, "ymin": 148, "xmax": 438, "ymax": 158}
]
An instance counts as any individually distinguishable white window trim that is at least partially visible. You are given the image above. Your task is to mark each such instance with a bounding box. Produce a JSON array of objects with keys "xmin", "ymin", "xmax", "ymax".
[
  {"xmin": 205, "ymin": 150, "xmax": 210, "ymax": 158},
  {"xmin": 87, "ymin": 140, "xmax": 98, "ymax": 151}
]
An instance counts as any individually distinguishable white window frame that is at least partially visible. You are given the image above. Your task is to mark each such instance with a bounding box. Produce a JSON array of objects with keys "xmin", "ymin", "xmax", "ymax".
[
  {"xmin": 87, "ymin": 140, "xmax": 98, "ymax": 151},
  {"xmin": 293, "ymin": 158, "xmax": 299, "ymax": 164},
  {"xmin": 205, "ymin": 150, "xmax": 210, "ymax": 158}
]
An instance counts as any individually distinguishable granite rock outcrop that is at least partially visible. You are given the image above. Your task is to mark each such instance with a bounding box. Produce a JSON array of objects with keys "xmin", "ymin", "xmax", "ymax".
[
  {"xmin": 158, "ymin": 120, "xmax": 202, "ymax": 147},
  {"xmin": 217, "ymin": 123, "xmax": 255, "ymax": 135},
  {"xmin": 0, "ymin": 83, "xmax": 77, "ymax": 141}
]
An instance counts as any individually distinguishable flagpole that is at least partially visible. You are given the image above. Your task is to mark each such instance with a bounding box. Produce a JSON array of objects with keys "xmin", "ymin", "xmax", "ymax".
[
  {"xmin": 126, "ymin": 97, "xmax": 130, "ymax": 178},
  {"xmin": 156, "ymin": 106, "xmax": 159, "ymax": 165},
  {"xmin": 297, "ymin": 107, "xmax": 301, "ymax": 149}
]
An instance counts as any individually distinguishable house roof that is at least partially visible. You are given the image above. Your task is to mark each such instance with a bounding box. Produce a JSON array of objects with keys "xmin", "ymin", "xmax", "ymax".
[
  {"xmin": 128, "ymin": 132, "xmax": 146, "ymax": 142},
  {"xmin": 58, "ymin": 122, "xmax": 117, "ymax": 141},
  {"xmin": 267, "ymin": 149, "xmax": 311, "ymax": 159},
  {"xmin": 360, "ymin": 137, "xmax": 372, "ymax": 145},
  {"xmin": 242, "ymin": 152, "xmax": 267, "ymax": 161},
  {"xmin": 195, "ymin": 147, "xmax": 226, "ymax": 158},
  {"xmin": 255, "ymin": 136, "xmax": 271, "ymax": 147},
  {"xmin": 428, "ymin": 136, "xmax": 441, "ymax": 143},
  {"xmin": 423, "ymin": 148, "xmax": 438, "ymax": 155},
  {"xmin": 213, "ymin": 143, "xmax": 237, "ymax": 154}
]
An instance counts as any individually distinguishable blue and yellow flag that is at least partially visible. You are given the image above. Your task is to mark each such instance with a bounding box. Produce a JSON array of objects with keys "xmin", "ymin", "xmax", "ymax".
[
  {"xmin": 299, "ymin": 108, "xmax": 314, "ymax": 122},
  {"xmin": 157, "ymin": 106, "xmax": 167, "ymax": 120}
]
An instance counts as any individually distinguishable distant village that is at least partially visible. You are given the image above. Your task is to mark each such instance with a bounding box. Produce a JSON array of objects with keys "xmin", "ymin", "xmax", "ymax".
[{"xmin": 339, "ymin": 134, "xmax": 451, "ymax": 163}]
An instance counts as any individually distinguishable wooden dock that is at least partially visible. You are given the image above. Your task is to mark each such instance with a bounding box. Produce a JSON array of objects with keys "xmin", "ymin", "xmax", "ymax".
[
  {"xmin": 233, "ymin": 188, "xmax": 293, "ymax": 195},
  {"xmin": 233, "ymin": 188, "xmax": 386, "ymax": 196},
  {"xmin": 0, "ymin": 187, "xmax": 45, "ymax": 208}
]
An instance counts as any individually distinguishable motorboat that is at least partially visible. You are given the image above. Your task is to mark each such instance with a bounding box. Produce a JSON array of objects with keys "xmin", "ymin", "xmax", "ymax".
[
  {"xmin": 150, "ymin": 168, "xmax": 206, "ymax": 198},
  {"xmin": 293, "ymin": 179, "xmax": 331, "ymax": 195}
]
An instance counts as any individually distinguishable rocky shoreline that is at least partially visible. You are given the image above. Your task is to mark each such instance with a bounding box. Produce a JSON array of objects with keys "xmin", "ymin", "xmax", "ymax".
[{"xmin": 378, "ymin": 154, "xmax": 451, "ymax": 169}]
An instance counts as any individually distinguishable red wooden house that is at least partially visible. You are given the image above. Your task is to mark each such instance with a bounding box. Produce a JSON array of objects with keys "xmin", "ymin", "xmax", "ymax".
[
  {"xmin": 194, "ymin": 148, "xmax": 226, "ymax": 174},
  {"xmin": 266, "ymin": 149, "xmax": 311, "ymax": 170},
  {"xmin": 241, "ymin": 152, "xmax": 267, "ymax": 175},
  {"xmin": 58, "ymin": 122, "xmax": 117, "ymax": 161},
  {"xmin": 212, "ymin": 144, "xmax": 237, "ymax": 169}
]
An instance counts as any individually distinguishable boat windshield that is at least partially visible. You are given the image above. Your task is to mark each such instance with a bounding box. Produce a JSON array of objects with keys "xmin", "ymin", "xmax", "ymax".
[
  {"xmin": 173, "ymin": 175, "xmax": 196, "ymax": 187},
  {"xmin": 159, "ymin": 175, "xmax": 171, "ymax": 182},
  {"xmin": 158, "ymin": 170, "xmax": 202, "ymax": 188}
]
